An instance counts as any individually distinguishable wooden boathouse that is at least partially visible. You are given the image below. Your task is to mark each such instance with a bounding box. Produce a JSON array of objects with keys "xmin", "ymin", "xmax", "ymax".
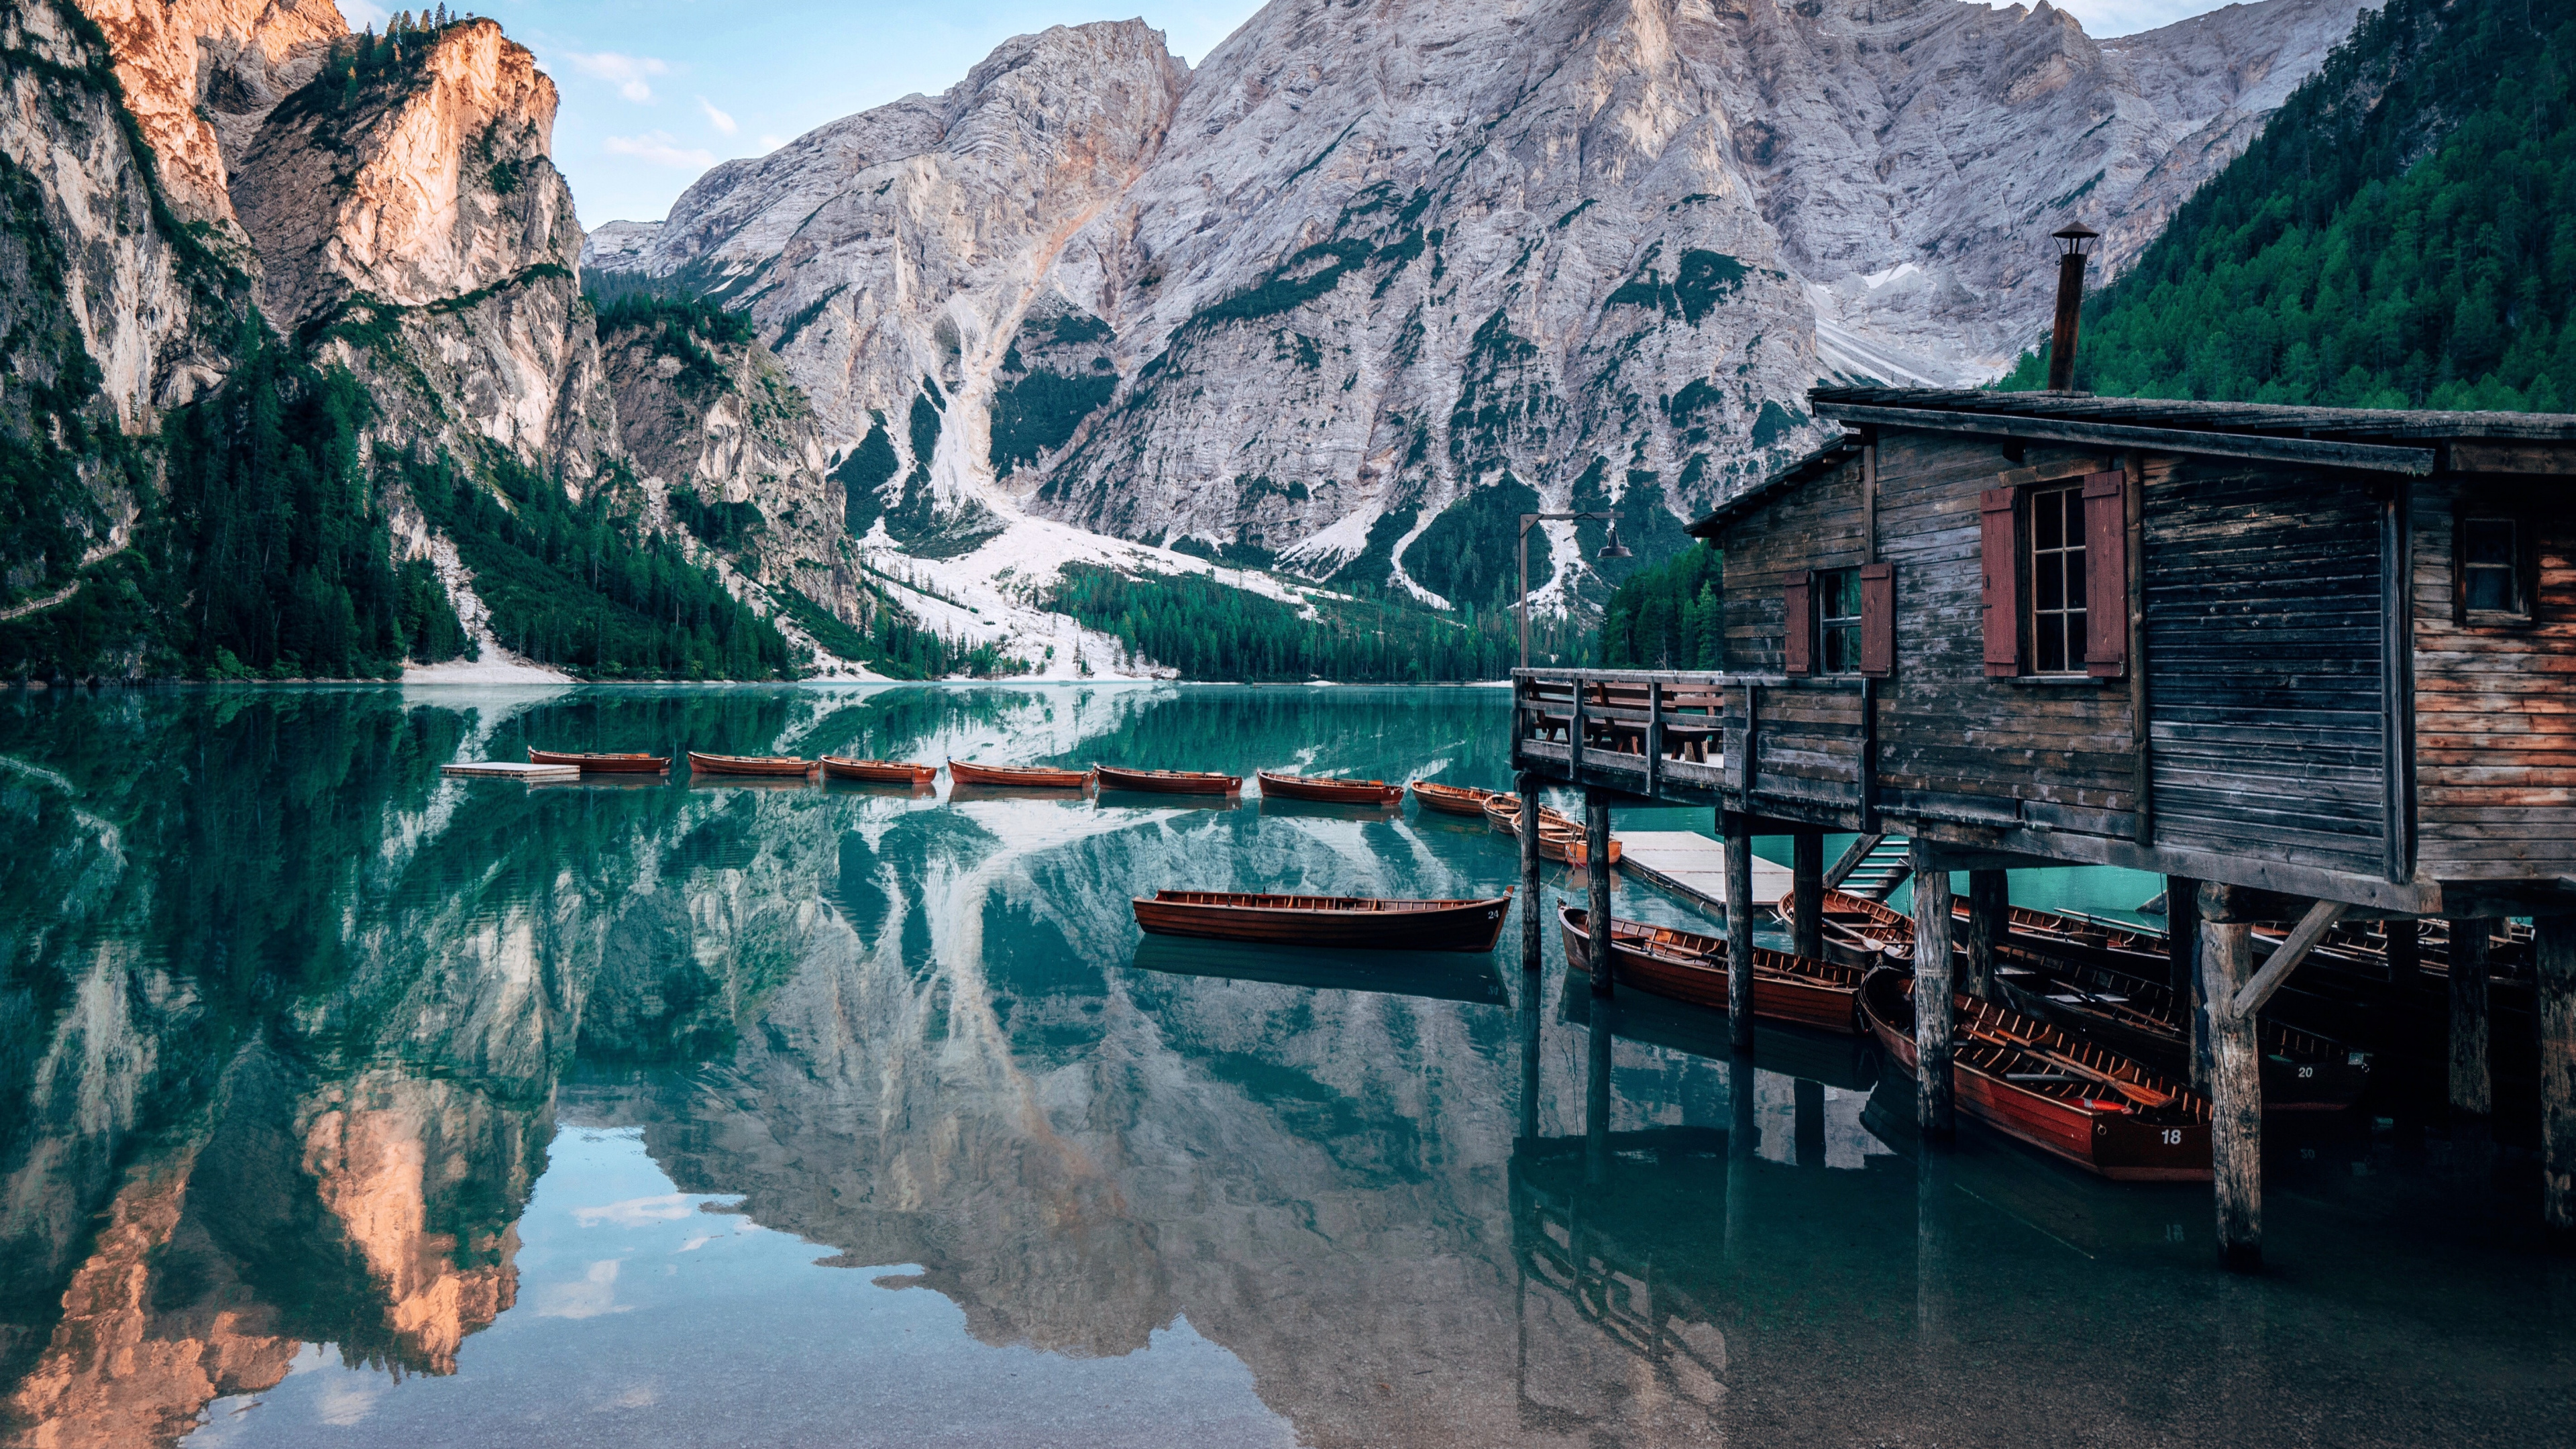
[{"xmin": 1509, "ymin": 384, "xmax": 2576, "ymax": 1267}]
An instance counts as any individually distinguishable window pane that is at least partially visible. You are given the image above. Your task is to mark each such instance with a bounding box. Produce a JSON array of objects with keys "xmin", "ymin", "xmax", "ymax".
[
  {"xmin": 2037, "ymin": 615, "xmax": 2064, "ymax": 674},
  {"xmin": 2466, "ymin": 566, "xmax": 2515, "ymax": 612},
  {"xmin": 2465, "ymin": 519, "xmax": 2515, "ymax": 567},
  {"xmin": 2065, "ymin": 550, "xmax": 2086, "ymax": 608},
  {"xmin": 2034, "ymin": 494, "xmax": 2063, "ymax": 549},
  {"xmin": 2036, "ymin": 553, "xmax": 2062, "ymax": 610}
]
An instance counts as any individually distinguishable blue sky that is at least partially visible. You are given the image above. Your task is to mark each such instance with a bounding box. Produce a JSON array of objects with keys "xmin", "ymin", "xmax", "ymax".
[{"xmin": 359, "ymin": 1, "xmax": 2247, "ymax": 227}]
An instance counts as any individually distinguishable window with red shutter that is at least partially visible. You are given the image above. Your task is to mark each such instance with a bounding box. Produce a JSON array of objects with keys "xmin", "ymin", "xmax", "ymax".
[
  {"xmin": 2082, "ymin": 470, "xmax": 2128, "ymax": 676},
  {"xmin": 1860, "ymin": 562, "xmax": 1894, "ymax": 677},
  {"xmin": 1783, "ymin": 571, "xmax": 1814, "ymax": 675},
  {"xmin": 1979, "ymin": 488, "xmax": 2019, "ymax": 676}
]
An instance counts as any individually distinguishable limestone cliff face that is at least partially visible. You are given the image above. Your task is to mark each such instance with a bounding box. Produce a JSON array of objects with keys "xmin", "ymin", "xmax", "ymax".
[{"xmin": 592, "ymin": 0, "xmax": 2367, "ymax": 609}]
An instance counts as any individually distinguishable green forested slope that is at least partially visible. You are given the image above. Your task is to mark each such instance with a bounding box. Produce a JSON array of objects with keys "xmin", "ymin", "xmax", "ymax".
[{"xmin": 2000, "ymin": 0, "xmax": 2573, "ymax": 410}]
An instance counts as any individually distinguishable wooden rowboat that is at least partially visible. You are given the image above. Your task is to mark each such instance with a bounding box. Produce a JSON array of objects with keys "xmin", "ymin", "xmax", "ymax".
[
  {"xmin": 1132, "ymin": 889, "xmax": 1513, "ymax": 952},
  {"xmin": 949, "ymin": 759, "xmax": 1091, "ymax": 789},
  {"xmin": 529, "ymin": 748, "xmax": 669, "ymax": 773},
  {"xmin": 1483, "ymin": 793, "xmax": 1619, "ymax": 866},
  {"xmin": 819, "ymin": 756, "xmax": 938, "ymax": 784},
  {"xmin": 686, "ymin": 751, "xmax": 816, "ymax": 778},
  {"xmin": 1774, "ymin": 887, "xmax": 1912, "ymax": 968},
  {"xmin": 1409, "ymin": 780, "xmax": 1498, "ymax": 816},
  {"xmin": 1858, "ymin": 967, "xmax": 2212, "ymax": 1181},
  {"xmin": 1095, "ymin": 764, "xmax": 1242, "ymax": 795},
  {"xmin": 1989, "ymin": 949, "xmax": 2369, "ymax": 1112},
  {"xmin": 1558, "ymin": 904, "xmax": 1863, "ymax": 1034},
  {"xmin": 1256, "ymin": 769, "xmax": 1401, "ymax": 806}
]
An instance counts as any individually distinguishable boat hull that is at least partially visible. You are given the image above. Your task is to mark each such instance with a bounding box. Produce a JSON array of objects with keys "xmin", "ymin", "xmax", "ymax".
[
  {"xmin": 686, "ymin": 751, "xmax": 815, "ymax": 778},
  {"xmin": 1558, "ymin": 906, "xmax": 1861, "ymax": 1034},
  {"xmin": 1132, "ymin": 890, "xmax": 1511, "ymax": 952},
  {"xmin": 1409, "ymin": 782, "xmax": 1495, "ymax": 816},
  {"xmin": 1095, "ymin": 765, "xmax": 1242, "ymax": 794},
  {"xmin": 820, "ymin": 757, "xmax": 938, "ymax": 784},
  {"xmin": 529, "ymin": 749, "xmax": 669, "ymax": 773},
  {"xmin": 949, "ymin": 759, "xmax": 1091, "ymax": 788},
  {"xmin": 1257, "ymin": 769, "xmax": 1401, "ymax": 806},
  {"xmin": 1992, "ymin": 963, "xmax": 2369, "ymax": 1112},
  {"xmin": 1858, "ymin": 969, "xmax": 2210, "ymax": 1182}
]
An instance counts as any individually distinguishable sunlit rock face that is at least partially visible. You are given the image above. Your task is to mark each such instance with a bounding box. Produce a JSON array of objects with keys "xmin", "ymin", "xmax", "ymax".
[{"xmin": 592, "ymin": 0, "xmax": 2366, "ymax": 598}]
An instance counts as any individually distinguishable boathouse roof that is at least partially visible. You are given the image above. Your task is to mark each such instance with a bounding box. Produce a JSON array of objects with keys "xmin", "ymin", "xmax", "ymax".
[{"xmin": 1687, "ymin": 386, "xmax": 2576, "ymax": 537}]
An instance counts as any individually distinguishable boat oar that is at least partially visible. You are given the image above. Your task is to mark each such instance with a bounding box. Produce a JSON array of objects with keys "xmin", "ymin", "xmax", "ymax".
[{"xmin": 1966, "ymin": 1016, "xmax": 2178, "ymax": 1110}]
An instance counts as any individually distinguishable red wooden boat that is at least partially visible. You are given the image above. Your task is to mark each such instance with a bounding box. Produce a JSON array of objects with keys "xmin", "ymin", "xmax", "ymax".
[
  {"xmin": 1858, "ymin": 967, "xmax": 2211, "ymax": 1181},
  {"xmin": 1774, "ymin": 887, "xmax": 1912, "ymax": 967},
  {"xmin": 949, "ymin": 759, "xmax": 1091, "ymax": 789},
  {"xmin": 686, "ymin": 751, "xmax": 816, "ymax": 778},
  {"xmin": 1483, "ymin": 793, "xmax": 1619, "ymax": 865},
  {"xmin": 529, "ymin": 748, "xmax": 669, "ymax": 773},
  {"xmin": 820, "ymin": 756, "xmax": 938, "ymax": 784},
  {"xmin": 1094, "ymin": 764, "xmax": 1241, "ymax": 794},
  {"xmin": 1409, "ymin": 780, "xmax": 1498, "ymax": 816},
  {"xmin": 1256, "ymin": 769, "xmax": 1401, "ymax": 806},
  {"xmin": 1556, "ymin": 904, "xmax": 1863, "ymax": 1034},
  {"xmin": 1132, "ymin": 889, "xmax": 1512, "ymax": 951}
]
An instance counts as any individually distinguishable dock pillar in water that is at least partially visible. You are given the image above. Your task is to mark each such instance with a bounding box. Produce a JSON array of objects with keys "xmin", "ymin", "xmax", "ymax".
[
  {"xmin": 1585, "ymin": 791, "xmax": 1614, "ymax": 998},
  {"xmin": 2541, "ymin": 914, "xmax": 2576, "ymax": 1246},
  {"xmin": 1791, "ymin": 830, "xmax": 1823, "ymax": 960},
  {"xmin": 1517, "ymin": 769, "xmax": 1544, "ymax": 977},
  {"xmin": 1724, "ymin": 811, "xmax": 1756, "ymax": 1050},
  {"xmin": 2448, "ymin": 918, "xmax": 2491, "ymax": 1118},
  {"xmin": 1911, "ymin": 841, "xmax": 1955, "ymax": 1138},
  {"xmin": 1964, "ymin": 869, "xmax": 2008, "ymax": 1002},
  {"xmin": 2198, "ymin": 881, "xmax": 2263, "ymax": 1271}
]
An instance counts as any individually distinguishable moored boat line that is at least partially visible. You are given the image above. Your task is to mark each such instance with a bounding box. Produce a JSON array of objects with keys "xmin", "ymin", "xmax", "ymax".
[
  {"xmin": 949, "ymin": 759, "xmax": 1093, "ymax": 788},
  {"xmin": 1255, "ymin": 769, "xmax": 1403, "ymax": 806},
  {"xmin": 1095, "ymin": 763, "xmax": 1244, "ymax": 794},
  {"xmin": 1482, "ymin": 792, "xmax": 1621, "ymax": 866},
  {"xmin": 686, "ymin": 750, "xmax": 819, "ymax": 778},
  {"xmin": 1557, "ymin": 904, "xmax": 1864, "ymax": 1034},
  {"xmin": 819, "ymin": 756, "xmax": 938, "ymax": 784},
  {"xmin": 1409, "ymin": 780, "xmax": 1499, "ymax": 816},
  {"xmin": 529, "ymin": 749, "xmax": 670, "ymax": 773}
]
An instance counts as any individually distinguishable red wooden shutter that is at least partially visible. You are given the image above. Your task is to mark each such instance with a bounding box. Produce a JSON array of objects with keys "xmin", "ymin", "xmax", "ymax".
[
  {"xmin": 1782, "ymin": 571, "xmax": 1814, "ymax": 676},
  {"xmin": 1860, "ymin": 562, "xmax": 1895, "ymax": 677},
  {"xmin": 1979, "ymin": 488, "xmax": 2019, "ymax": 677},
  {"xmin": 2083, "ymin": 470, "xmax": 2127, "ymax": 677}
]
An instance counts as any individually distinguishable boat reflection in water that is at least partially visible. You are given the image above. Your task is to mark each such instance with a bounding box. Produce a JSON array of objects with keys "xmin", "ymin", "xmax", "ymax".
[{"xmin": 0, "ymin": 686, "xmax": 2565, "ymax": 1449}]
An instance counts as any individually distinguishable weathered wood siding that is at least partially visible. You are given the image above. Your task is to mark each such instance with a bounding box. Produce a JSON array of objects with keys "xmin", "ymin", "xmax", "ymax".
[
  {"xmin": 1719, "ymin": 457, "xmax": 1865, "ymax": 674},
  {"xmin": 2410, "ymin": 478, "xmax": 2576, "ymax": 879},
  {"xmin": 2143, "ymin": 457, "xmax": 2387, "ymax": 876},
  {"xmin": 1874, "ymin": 435, "xmax": 2137, "ymax": 832}
]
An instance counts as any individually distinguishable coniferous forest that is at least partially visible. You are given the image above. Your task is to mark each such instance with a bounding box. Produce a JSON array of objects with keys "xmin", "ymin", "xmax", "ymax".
[
  {"xmin": 1599, "ymin": 545, "xmax": 1724, "ymax": 671},
  {"xmin": 1999, "ymin": 0, "xmax": 2573, "ymax": 409}
]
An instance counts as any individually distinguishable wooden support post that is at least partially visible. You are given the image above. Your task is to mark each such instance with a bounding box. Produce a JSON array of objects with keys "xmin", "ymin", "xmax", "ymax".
[
  {"xmin": 2449, "ymin": 918, "xmax": 2491, "ymax": 1118},
  {"xmin": 1911, "ymin": 843, "xmax": 1954, "ymax": 1138},
  {"xmin": 2540, "ymin": 914, "xmax": 2576, "ymax": 1245},
  {"xmin": 2198, "ymin": 881, "xmax": 2263, "ymax": 1271},
  {"xmin": 1724, "ymin": 812, "xmax": 1756, "ymax": 1050},
  {"xmin": 2387, "ymin": 918, "xmax": 2422, "ymax": 986},
  {"xmin": 1585, "ymin": 792, "xmax": 1615, "ymax": 999},
  {"xmin": 2165, "ymin": 875, "xmax": 2200, "ymax": 1004},
  {"xmin": 1791, "ymin": 831, "xmax": 1823, "ymax": 959},
  {"xmin": 1964, "ymin": 869, "xmax": 2008, "ymax": 1002},
  {"xmin": 1517, "ymin": 769, "xmax": 1544, "ymax": 976}
]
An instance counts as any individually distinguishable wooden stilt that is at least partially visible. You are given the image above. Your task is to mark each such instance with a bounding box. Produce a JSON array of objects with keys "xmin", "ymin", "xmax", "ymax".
[
  {"xmin": 1516, "ymin": 769, "xmax": 1544, "ymax": 976},
  {"xmin": 1585, "ymin": 792, "xmax": 1615, "ymax": 999},
  {"xmin": 1792, "ymin": 830, "xmax": 1823, "ymax": 960},
  {"xmin": 2198, "ymin": 881, "xmax": 2262, "ymax": 1271},
  {"xmin": 1910, "ymin": 843, "xmax": 1954, "ymax": 1138},
  {"xmin": 2449, "ymin": 918, "xmax": 2492, "ymax": 1118},
  {"xmin": 1585, "ymin": 985, "xmax": 1615, "ymax": 1187},
  {"xmin": 2539, "ymin": 914, "xmax": 2576, "ymax": 1246},
  {"xmin": 2386, "ymin": 918, "xmax": 2421, "ymax": 986},
  {"xmin": 1964, "ymin": 869, "xmax": 2008, "ymax": 1002},
  {"xmin": 1517, "ymin": 981, "xmax": 1542, "ymax": 1144},
  {"xmin": 1724, "ymin": 812, "xmax": 1756, "ymax": 1050},
  {"xmin": 2166, "ymin": 875, "xmax": 2205, "ymax": 1090}
]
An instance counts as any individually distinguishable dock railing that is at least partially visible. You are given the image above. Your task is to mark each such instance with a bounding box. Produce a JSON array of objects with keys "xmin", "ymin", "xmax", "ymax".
[{"xmin": 1510, "ymin": 669, "xmax": 1874, "ymax": 822}]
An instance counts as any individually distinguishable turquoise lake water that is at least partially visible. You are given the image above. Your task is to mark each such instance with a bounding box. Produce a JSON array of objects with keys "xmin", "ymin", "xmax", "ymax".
[{"xmin": 0, "ymin": 684, "xmax": 2565, "ymax": 1447}]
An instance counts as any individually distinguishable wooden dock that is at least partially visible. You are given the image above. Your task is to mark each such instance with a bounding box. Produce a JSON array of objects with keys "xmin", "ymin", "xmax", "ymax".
[
  {"xmin": 1617, "ymin": 832, "xmax": 1790, "ymax": 915},
  {"xmin": 441, "ymin": 761, "xmax": 582, "ymax": 782}
]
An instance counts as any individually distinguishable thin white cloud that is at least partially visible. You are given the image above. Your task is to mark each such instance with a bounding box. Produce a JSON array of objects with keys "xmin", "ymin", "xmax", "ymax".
[
  {"xmin": 696, "ymin": 96, "xmax": 738, "ymax": 136},
  {"xmin": 757, "ymin": 135, "xmax": 785, "ymax": 152},
  {"xmin": 604, "ymin": 131, "xmax": 716, "ymax": 169},
  {"xmin": 566, "ymin": 51, "xmax": 669, "ymax": 103}
]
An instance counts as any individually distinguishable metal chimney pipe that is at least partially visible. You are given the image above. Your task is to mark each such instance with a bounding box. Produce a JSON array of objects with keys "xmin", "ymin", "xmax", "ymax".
[{"xmin": 2045, "ymin": 225, "xmax": 2098, "ymax": 392}]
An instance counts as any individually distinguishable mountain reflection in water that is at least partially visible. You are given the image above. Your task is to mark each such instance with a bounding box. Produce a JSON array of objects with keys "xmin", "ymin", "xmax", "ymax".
[{"xmin": 1, "ymin": 685, "xmax": 2566, "ymax": 1448}]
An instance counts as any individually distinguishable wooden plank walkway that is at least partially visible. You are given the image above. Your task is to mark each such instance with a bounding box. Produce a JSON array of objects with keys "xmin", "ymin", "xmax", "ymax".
[
  {"xmin": 1616, "ymin": 831, "xmax": 1790, "ymax": 916},
  {"xmin": 441, "ymin": 761, "xmax": 581, "ymax": 782}
]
